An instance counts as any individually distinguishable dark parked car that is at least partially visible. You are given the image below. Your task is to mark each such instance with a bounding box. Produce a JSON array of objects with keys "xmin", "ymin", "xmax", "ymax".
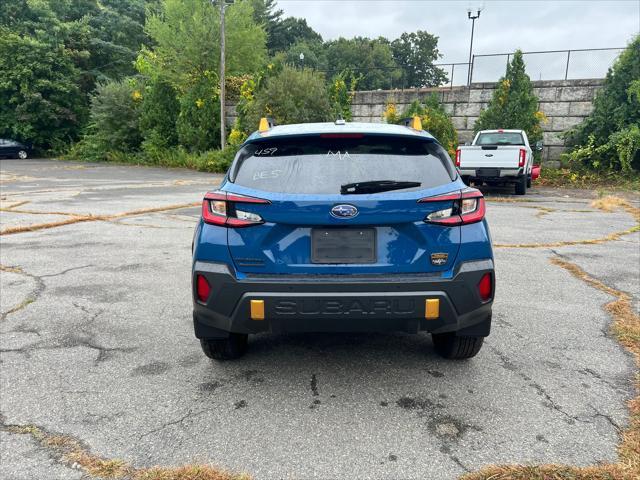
[{"xmin": 0, "ymin": 139, "xmax": 31, "ymax": 159}]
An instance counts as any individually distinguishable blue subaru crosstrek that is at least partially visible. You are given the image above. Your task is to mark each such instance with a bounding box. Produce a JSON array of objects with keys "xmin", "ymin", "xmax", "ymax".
[{"xmin": 192, "ymin": 119, "xmax": 494, "ymax": 360}]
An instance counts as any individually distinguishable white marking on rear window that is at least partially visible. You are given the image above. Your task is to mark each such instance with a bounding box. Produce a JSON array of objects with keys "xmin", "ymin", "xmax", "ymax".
[
  {"xmin": 253, "ymin": 169, "xmax": 283, "ymax": 180},
  {"xmin": 327, "ymin": 151, "xmax": 351, "ymax": 160},
  {"xmin": 254, "ymin": 147, "xmax": 278, "ymax": 156}
]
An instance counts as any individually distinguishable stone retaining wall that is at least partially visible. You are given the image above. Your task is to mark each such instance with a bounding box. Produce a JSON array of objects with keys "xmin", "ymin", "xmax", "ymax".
[{"xmin": 351, "ymin": 79, "xmax": 604, "ymax": 164}]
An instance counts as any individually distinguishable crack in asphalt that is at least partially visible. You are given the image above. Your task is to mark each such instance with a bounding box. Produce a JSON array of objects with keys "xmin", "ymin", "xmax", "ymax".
[
  {"xmin": 0, "ymin": 265, "xmax": 45, "ymax": 322},
  {"xmin": 138, "ymin": 409, "xmax": 206, "ymax": 441},
  {"xmin": 486, "ymin": 344, "xmax": 587, "ymax": 425}
]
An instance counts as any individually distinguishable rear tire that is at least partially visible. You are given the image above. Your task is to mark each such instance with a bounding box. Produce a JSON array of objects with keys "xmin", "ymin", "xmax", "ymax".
[
  {"xmin": 18, "ymin": 150, "xmax": 28, "ymax": 159},
  {"xmin": 461, "ymin": 176, "xmax": 471, "ymax": 186},
  {"xmin": 514, "ymin": 175, "xmax": 527, "ymax": 195},
  {"xmin": 432, "ymin": 333, "xmax": 484, "ymax": 359},
  {"xmin": 200, "ymin": 333, "xmax": 248, "ymax": 360},
  {"xmin": 527, "ymin": 175, "xmax": 532, "ymax": 188}
]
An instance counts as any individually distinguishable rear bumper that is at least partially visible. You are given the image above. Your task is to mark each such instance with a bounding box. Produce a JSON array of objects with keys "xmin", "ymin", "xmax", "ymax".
[
  {"xmin": 192, "ymin": 260, "xmax": 494, "ymax": 338},
  {"xmin": 460, "ymin": 168, "xmax": 523, "ymax": 180}
]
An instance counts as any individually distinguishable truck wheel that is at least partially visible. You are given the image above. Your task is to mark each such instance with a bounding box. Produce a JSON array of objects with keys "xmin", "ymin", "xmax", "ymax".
[
  {"xmin": 514, "ymin": 175, "xmax": 527, "ymax": 195},
  {"xmin": 527, "ymin": 175, "xmax": 532, "ymax": 188},
  {"xmin": 432, "ymin": 333, "xmax": 484, "ymax": 359},
  {"xmin": 200, "ymin": 333, "xmax": 248, "ymax": 360},
  {"xmin": 461, "ymin": 176, "xmax": 471, "ymax": 186}
]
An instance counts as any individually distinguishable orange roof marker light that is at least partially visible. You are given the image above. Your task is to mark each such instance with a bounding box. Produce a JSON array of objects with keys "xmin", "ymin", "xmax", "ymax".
[
  {"xmin": 259, "ymin": 117, "xmax": 276, "ymax": 132},
  {"xmin": 402, "ymin": 116, "xmax": 423, "ymax": 131}
]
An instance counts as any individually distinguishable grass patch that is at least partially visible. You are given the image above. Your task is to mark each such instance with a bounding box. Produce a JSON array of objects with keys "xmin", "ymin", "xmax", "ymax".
[
  {"xmin": 537, "ymin": 167, "xmax": 640, "ymax": 191},
  {"xmin": 4, "ymin": 423, "xmax": 249, "ymax": 480}
]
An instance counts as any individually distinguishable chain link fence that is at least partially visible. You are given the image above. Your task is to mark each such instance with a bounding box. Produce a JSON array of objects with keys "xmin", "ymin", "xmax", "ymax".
[{"xmin": 315, "ymin": 47, "xmax": 623, "ymax": 90}]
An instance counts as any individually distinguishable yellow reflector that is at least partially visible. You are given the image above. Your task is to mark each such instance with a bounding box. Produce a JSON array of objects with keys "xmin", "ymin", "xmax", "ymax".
[
  {"xmin": 411, "ymin": 116, "xmax": 422, "ymax": 131},
  {"xmin": 258, "ymin": 117, "xmax": 270, "ymax": 132},
  {"xmin": 250, "ymin": 300, "xmax": 265, "ymax": 320},
  {"xmin": 425, "ymin": 299, "xmax": 439, "ymax": 319}
]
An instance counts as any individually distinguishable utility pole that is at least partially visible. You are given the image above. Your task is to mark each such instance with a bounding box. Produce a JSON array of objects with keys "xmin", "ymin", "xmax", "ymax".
[
  {"xmin": 219, "ymin": 0, "xmax": 226, "ymax": 149},
  {"xmin": 466, "ymin": 6, "xmax": 483, "ymax": 86}
]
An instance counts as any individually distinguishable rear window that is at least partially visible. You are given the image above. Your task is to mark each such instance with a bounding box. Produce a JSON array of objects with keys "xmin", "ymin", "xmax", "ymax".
[
  {"xmin": 231, "ymin": 135, "xmax": 456, "ymax": 194},
  {"xmin": 476, "ymin": 132, "xmax": 524, "ymax": 146}
]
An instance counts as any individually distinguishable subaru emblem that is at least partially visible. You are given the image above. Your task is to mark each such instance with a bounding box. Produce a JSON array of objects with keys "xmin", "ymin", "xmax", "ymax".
[{"xmin": 331, "ymin": 204, "xmax": 358, "ymax": 219}]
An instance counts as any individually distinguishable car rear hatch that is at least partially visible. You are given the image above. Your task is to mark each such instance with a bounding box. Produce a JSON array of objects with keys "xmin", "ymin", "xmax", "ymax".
[{"xmin": 214, "ymin": 134, "xmax": 465, "ymax": 275}]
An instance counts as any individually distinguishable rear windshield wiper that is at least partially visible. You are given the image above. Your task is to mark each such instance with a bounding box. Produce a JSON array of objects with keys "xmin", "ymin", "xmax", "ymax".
[{"xmin": 340, "ymin": 180, "xmax": 422, "ymax": 195}]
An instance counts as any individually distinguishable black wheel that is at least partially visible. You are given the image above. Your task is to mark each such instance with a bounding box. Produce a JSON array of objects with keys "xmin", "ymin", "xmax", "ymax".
[
  {"xmin": 200, "ymin": 333, "xmax": 248, "ymax": 360},
  {"xmin": 514, "ymin": 175, "xmax": 527, "ymax": 195},
  {"xmin": 432, "ymin": 333, "xmax": 484, "ymax": 359},
  {"xmin": 18, "ymin": 150, "xmax": 28, "ymax": 159},
  {"xmin": 526, "ymin": 175, "xmax": 532, "ymax": 188}
]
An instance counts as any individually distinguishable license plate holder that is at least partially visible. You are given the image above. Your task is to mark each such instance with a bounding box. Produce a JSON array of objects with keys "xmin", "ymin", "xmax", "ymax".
[
  {"xmin": 476, "ymin": 168, "xmax": 500, "ymax": 177},
  {"xmin": 311, "ymin": 228, "xmax": 376, "ymax": 264}
]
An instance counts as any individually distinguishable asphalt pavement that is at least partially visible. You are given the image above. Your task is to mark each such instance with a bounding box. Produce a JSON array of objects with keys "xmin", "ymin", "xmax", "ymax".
[{"xmin": 1, "ymin": 159, "xmax": 638, "ymax": 479}]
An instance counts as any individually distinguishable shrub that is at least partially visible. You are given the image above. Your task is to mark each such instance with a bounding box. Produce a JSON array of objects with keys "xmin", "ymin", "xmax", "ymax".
[
  {"xmin": 384, "ymin": 94, "xmax": 458, "ymax": 156},
  {"xmin": 329, "ymin": 70, "xmax": 358, "ymax": 121},
  {"xmin": 140, "ymin": 79, "xmax": 180, "ymax": 153},
  {"xmin": 473, "ymin": 50, "xmax": 545, "ymax": 152},
  {"xmin": 244, "ymin": 66, "xmax": 333, "ymax": 129},
  {"xmin": 565, "ymin": 35, "xmax": 640, "ymax": 171},
  {"xmin": 176, "ymin": 76, "xmax": 221, "ymax": 152},
  {"xmin": 66, "ymin": 79, "xmax": 142, "ymax": 161}
]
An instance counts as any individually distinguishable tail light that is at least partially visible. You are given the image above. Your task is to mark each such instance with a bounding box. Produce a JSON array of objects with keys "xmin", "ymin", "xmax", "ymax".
[
  {"xmin": 478, "ymin": 272, "xmax": 493, "ymax": 301},
  {"xmin": 201, "ymin": 191, "xmax": 269, "ymax": 227},
  {"xmin": 196, "ymin": 274, "xmax": 211, "ymax": 302},
  {"xmin": 419, "ymin": 188, "xmax": 486, "ymax": 226},
  {"xmin": 455, "ymin": 148, "xmax": 461, "ymax": 167},
  {"xmin": 519, "ymin": 148, "xmax": 526, "ymax": 167}
]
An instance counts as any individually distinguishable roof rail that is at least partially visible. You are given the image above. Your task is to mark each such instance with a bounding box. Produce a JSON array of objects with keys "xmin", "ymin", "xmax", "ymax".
[
  {"xmin": 259, "ymin": 117, "xmax": 277, "ymax": 132},
  {"xmin": 401, "ymin": 116, "xmax": 423, "ymax": 131}
]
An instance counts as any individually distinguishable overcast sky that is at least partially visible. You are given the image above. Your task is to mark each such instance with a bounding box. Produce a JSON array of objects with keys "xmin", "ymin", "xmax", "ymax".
[{"xmin": 277, "ymin": 0, "xmax": 639, "ymax": 82}]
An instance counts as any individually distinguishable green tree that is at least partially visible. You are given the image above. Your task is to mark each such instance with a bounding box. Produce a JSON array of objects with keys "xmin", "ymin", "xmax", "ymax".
[
  {"xmin": 139, "ymin": 0, "xmax": 267, "ymax": 150},
  {"xmin": 142, "ymin": 0, "xmax": 266, "ymax": 86},
  {"xmin": 385, "ymin": 95, "xmax": 458, "ymax": 156},
  {"xmin": 566, "ymin": 35, "xmax": 640, "ymax": 171},
  {"xmin": 244, "ymin": 66, "xmax": 333, "ymax": 128},
  {"xmin": 0, "ymin": 31, "xmax": 86, "ymax": 148},
  {"xmin": 391, "ymin": 31, "xmax": 447, "ymax": 88},
  {"xmin": 325, "ymin": 37, "xmax": 401, "ymax": 90},
  {"xmin": 474, "ymin": 50, "xmax": 545, "ymax": 146},
  {"xmin": 282, "ymin": 40, "xmax": 326, "ymax": 70}
]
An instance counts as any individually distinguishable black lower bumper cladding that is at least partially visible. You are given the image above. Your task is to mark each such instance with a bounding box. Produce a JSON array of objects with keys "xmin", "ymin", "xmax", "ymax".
[{"xmin": 192, "ymin": 260, "xmax": 493, "ymax": 338}]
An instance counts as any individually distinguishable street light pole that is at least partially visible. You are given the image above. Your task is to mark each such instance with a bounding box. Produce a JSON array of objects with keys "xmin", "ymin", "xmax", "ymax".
[
  {"xmin": 219, "ymin": 0, "xmax": 226, "ymax": 149},
  {"xmin": 466, "ymin": 6, "xmax": 482, "ymax": 86}
]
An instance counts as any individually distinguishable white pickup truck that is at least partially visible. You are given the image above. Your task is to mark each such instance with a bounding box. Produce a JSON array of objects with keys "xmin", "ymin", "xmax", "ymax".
[{"xmin": 455, "ymin": 129, "xmax": 542, "ymax": 195}]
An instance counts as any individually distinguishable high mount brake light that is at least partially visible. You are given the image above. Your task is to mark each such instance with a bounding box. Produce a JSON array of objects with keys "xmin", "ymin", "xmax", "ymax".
[
  {"xmin": 419, "ymin": 189, "xmax": 486, "ymax": 226},
  {"xmin": 319, "ymin": 133, "xmax": 365, "ymax": 139},
  {"xmin": 201, "ymin": 191, "xmax": 269, "ymax": 227}
]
